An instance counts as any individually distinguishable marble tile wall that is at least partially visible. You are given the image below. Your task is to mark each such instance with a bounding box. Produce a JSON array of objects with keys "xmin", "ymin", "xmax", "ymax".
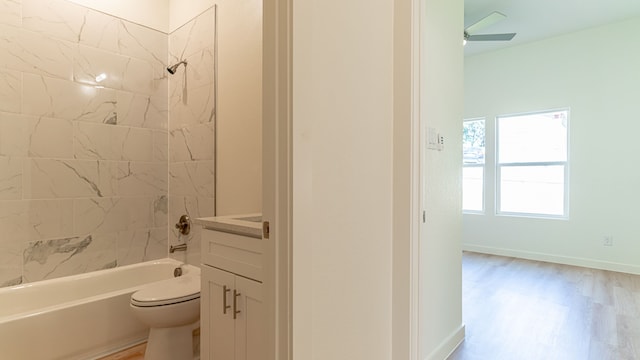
[
  {"xmin": 0, "ymin": 0, "xmax": 170, "ymax": 286},
  {"xmin": 168, "ymin": 8, "xmax": 216, "ymax": 266}
]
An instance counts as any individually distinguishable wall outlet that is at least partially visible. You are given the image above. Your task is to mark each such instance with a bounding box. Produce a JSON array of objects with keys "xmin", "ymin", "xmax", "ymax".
[{"xmin": 603, "ymin": 236, "xmax": 613, "ymax": 246}]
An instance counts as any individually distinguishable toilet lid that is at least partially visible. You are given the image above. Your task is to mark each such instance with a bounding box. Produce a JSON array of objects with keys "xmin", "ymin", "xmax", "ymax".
[{"xmin": 131, "ymin": 275, "xmax": 200, "ymax": 307}]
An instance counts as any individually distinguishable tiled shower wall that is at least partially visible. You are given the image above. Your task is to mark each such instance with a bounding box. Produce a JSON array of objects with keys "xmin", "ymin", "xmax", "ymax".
[
  {"xmin": 0, "ymin": 0, "xmax": 171, "ymax": 286},
  {"xmin": 167, "ymin": 8, "xmax": 216, "ymax": 266}
]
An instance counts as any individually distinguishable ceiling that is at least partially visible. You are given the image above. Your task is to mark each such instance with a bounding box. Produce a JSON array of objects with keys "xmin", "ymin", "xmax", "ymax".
[{"xmin": 464, "ymin": 0, "xmax": 640, "ymax": 56}]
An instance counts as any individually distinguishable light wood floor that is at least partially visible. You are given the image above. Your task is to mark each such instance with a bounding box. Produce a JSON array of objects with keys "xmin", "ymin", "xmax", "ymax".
[
  {"xmin": 97, "ymin": 328, "xmax": 199, "ymax": 359},
  {"xmin": 98, "ymin": 343, "xmax": 145, "ymax": 360},
  {"xmin": 448, "ymin": 252, "xmax": 640, "ymax": 360}
]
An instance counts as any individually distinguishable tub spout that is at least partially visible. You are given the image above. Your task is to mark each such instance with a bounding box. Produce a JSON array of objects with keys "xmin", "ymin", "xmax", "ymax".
[{"xmin": 169, "ymin": 243, "xmax": 187, "ymax": 253}]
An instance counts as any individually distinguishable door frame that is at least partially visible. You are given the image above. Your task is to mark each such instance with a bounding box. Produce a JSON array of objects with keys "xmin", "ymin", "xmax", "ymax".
[
  {"xmin": 392, "ymin": 0, "xmax": 423, "ymax": 358},
  {"xmin": 262, "ymin": 0, "xmax": 422, "ymax": 359},
  {"xmin": 262, "ymin": 0, "xmax": 293, "ymax": 358}
]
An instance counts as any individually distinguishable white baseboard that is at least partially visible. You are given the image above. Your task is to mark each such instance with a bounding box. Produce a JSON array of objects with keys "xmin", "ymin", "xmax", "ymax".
[
  {"xmin": 463, "ymin": 244, "xmax": 640, "ymax": 275},
  {"xmin": 423, "ymin": 324, "xmax": 465, "ymax": 360}
]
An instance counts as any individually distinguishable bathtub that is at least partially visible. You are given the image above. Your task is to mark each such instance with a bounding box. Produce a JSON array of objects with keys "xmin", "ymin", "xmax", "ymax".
[{"xmin": 0, "ymin": 258, "xmax": 200, "ymax": 360}]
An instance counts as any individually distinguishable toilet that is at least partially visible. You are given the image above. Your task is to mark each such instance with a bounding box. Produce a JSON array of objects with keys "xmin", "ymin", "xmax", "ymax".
[{"xmin": 130, "ymin": 271, "xmax": 201, "ymax": 360}]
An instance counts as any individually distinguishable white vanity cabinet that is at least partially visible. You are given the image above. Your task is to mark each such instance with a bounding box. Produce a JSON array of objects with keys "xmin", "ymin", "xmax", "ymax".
[
  {"xmin": 200, "ymin": 226, "xmax": 264, "ymax": 360},
  {"xmin": 201, "ymin": 266, "xmax": 263, "ymax": 360}
]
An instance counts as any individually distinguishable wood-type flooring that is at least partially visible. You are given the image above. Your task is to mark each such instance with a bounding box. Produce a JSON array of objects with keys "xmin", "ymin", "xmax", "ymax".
[
  {"xmin": 98, "ymin": 343, "xmax": 145, "ymax": 360},
  {"xmin": 449, "ymin": 252, "xmax": 640, "ymax": 360},
  {"xmin": 100, "ymin": 252, "xmax": 640, "ymax": 360}
]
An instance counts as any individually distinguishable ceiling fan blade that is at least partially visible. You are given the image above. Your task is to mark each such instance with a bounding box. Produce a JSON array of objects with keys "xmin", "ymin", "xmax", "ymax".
[
  {"xmin": 466, "ymin": 33, "xmax": 516, "ymax": 42},
  {"xmin": 465, "ymin": 11, "xmax": 506, "ymax": 35}
]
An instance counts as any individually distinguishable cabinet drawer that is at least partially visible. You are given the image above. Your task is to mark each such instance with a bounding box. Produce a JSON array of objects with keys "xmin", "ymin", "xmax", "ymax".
[{"xmin": 202, "ymin": 229, "xmax": 263, "ymax": 282}]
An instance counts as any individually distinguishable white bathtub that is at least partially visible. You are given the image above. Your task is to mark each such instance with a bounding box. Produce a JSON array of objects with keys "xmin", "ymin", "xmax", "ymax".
[{"xmin": 0, "ymin": 258, "xmax": 200, "ymax": 360}]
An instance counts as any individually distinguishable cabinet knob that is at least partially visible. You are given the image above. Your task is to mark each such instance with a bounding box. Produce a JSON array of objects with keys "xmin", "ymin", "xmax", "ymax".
[{"xmin": 233, "ymin": 289, "xmax": 241, "ymax": 319}]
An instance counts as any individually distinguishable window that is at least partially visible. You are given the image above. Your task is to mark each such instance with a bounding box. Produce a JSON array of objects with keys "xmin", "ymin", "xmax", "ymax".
[
  {"xmin": 497, "ymin": 110, "xmax": 568, "ymax": 217},
  {"xmin": 463, "ymin": 119, "xmax": 485, "ymax": 212}
]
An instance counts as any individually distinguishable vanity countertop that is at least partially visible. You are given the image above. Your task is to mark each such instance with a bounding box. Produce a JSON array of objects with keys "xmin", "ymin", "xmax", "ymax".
[{"xmin": 194, "ymin": 213, "xmax": 262, "ymax": 239}]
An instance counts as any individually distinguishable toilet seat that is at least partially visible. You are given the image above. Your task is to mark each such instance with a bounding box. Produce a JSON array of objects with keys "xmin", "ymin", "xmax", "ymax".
[{"xmin": 131, "ymin": 275, "xmax": 200, "ymax": 307}]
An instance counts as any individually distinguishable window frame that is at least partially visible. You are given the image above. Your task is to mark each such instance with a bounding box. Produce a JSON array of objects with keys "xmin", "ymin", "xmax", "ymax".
[
  {"xmin": 462, "ymin": 117, "xmax": 486, "ymax": 214},
  {"xmin": 495, "ymin": 109, "xmax": 570, "ymax": 219}
]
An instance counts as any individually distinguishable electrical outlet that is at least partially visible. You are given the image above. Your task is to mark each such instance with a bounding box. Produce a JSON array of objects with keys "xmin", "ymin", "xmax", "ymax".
[{"xmin": 603, "ymin": 236, "xmax": 613, "ymax": 246}]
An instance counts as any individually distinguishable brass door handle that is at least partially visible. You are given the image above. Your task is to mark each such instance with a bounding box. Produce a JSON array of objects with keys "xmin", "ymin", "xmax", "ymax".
[
  {"xmin": 233, "ymin": 289, "xmax": 241, "ymax": 319},
  {"xmin": 223, "ymin": 285, "xmax": 231, "ymax": 314}
]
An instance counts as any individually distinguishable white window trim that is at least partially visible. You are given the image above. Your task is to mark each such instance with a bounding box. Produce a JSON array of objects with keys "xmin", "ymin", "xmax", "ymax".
[{"xmin": 495, "ymin": 109, "xmax": 570, "ymax": 220}]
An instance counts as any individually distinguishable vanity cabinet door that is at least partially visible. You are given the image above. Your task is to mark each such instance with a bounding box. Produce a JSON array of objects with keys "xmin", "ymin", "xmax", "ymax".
[
  {"xmin": 234, "ymin": 276, "xmax": 264, "ymax": 360},
  {"xmin": 201, "ymin": 265, "xmax": 236, "ymax": 360},
  {"xmin": 202, "ymin": 265, "xmax": 264, "ymax": 360}
]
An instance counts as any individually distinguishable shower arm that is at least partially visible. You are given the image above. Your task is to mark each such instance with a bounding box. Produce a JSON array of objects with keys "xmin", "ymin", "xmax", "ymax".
[{"xmin": 167, "ymin": 60, "xmax": 187, "ymax": 74}]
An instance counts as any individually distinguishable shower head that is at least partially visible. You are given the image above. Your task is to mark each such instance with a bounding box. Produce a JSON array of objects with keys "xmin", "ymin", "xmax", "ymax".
[{"xmin": 167, "ymin": 60, "xmax": 187, "ymax": 74}]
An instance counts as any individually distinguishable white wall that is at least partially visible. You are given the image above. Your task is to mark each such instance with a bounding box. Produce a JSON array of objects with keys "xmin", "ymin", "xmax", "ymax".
[
  {"xmin": 464, "ymin": 16, "xmax": 640, "ymax": 274},
  {"xmin": 169, "ymin": 0, "xmax": 213, "ymax": 32},
  {"xmin": 292, "ymin": 0, "xmax": 394, "ymax": 358},
  {"xmin": 67, "ymin": 0, "xmax": 169, "ymax": 32},
  {"xmin": 420, "ymin": 0, "xmax": 465, "ymax": 359},
  {"xmin": 292, "ymin": 0, "xmax": 464, "ymax": 358},
  {"xmin": 215, "ymin": 0, "xmax": 263, "ymax": 215}
]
